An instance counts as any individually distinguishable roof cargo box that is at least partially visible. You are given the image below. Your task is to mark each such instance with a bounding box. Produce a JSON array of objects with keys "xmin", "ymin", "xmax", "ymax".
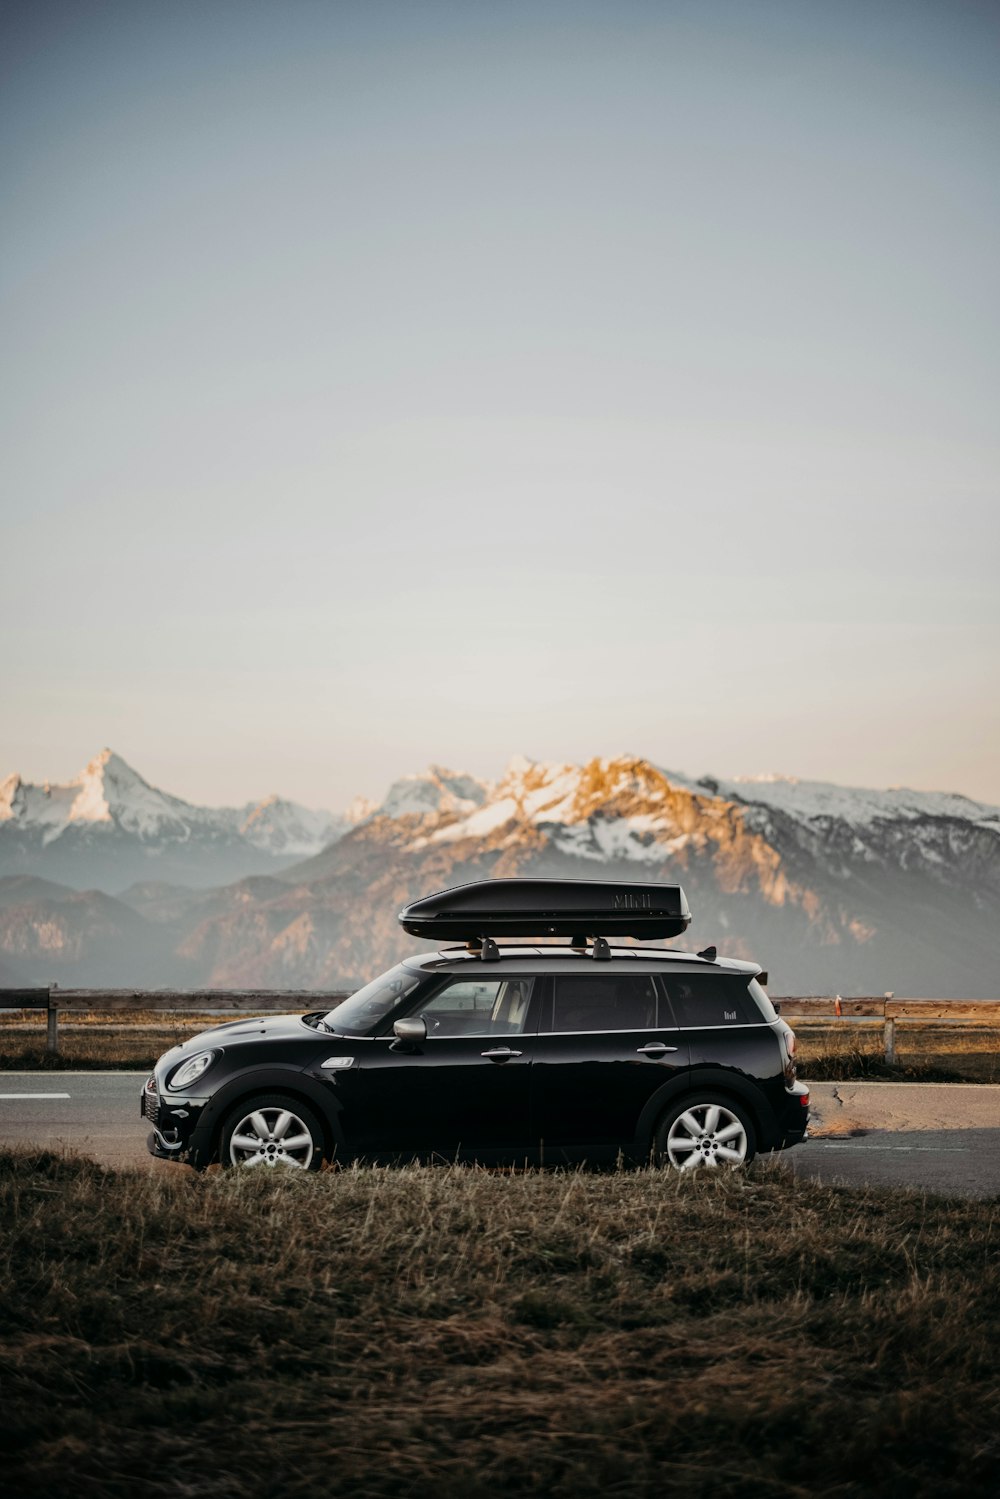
[{"xmin": 398, "ymin": 878, "xmax": 691, "ymax": 942}]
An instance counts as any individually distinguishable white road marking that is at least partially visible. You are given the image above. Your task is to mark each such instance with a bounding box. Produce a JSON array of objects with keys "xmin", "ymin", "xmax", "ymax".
[
  {"xmin": 817, "ymin": 1142, "xmax": 969, "ymax": 1152},
  {"xmin": 0, "ymin": 1093, "xmax": 72, "ymax": 1100}
]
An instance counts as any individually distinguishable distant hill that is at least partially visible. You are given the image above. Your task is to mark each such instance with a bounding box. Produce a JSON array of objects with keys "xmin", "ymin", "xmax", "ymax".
[{"xmin": 0, "ymin": 876, "xmax": 185, "ymax": 986}]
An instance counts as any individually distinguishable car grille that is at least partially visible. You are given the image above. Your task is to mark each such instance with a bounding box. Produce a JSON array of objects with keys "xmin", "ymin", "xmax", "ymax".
[{"xmin": 143, "ymin": 1093, "xmax": 161, "ymax": 1127}]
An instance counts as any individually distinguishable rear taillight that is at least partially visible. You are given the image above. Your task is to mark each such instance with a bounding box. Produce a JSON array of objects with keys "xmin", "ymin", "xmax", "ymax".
[{"xmin": 781, "ymin": 1024, "xmax": 797, "ymax": 1083}]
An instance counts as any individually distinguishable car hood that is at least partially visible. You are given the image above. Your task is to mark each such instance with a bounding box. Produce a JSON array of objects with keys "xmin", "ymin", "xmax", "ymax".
[{"xmin": 161, "ymin": 1012, "xmax": 322, "ymax": 1062}]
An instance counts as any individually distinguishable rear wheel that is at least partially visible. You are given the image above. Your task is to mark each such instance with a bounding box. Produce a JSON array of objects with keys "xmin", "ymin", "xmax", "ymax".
[
  {"xmin": 654, "ymin": 1094, "xmax": 755, "ymax": 1171},
  {"xmin": 220, "ymin": 1093, "xmax": 325, "ymax": 1170}
]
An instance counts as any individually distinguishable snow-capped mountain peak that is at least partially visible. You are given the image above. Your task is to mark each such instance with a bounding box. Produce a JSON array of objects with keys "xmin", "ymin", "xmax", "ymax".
[
  {"xmin": 0, "ymin": 749, "xmax": 345, "ymax": 880},
  {"xmin": 1, "ymin": 764, "xmax": 93, "ymax": 841},
  {"xmin": 379, "ymin": 766, "xmax": 490, "ymax": 820},
  {"xmin": 68, "ymin": 748, "xmax": 186, "ymax": 835},
  {"xmin": 398, "ymin": 753, "xmax": 1000, "ymax": 891},
  {"xmin": 412, "ymin": 755, "xmax": 698, "ymax": 860},
  {"xmin": 0, "ymin": 772, "xmax": 22, "ymax": 820},
  {"xmin": 714, "ymin": 773, "xmax": 1000, "ymax": 830},
  {"xmin": 502, "ymin": 753, "xmax": 537, "ymax": 779},
  {"xmin": 238, "ymin": 795, "xmax": 344, "ymax": 857},
  {"xmin": 344, "ymin": 794, "xmax": 378, "ymax": 825}
]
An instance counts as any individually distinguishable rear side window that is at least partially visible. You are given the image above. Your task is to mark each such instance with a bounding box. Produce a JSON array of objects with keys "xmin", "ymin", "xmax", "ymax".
[
  {"xmin": 664, "ymin": 975, "xmax": 761, "ymax": 1028},
  {"xmin": 542, "ymin": 975, "xmax": 660, "ymax": 1033}
]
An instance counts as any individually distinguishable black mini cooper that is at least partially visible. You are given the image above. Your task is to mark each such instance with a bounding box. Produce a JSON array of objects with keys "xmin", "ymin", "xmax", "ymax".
[{"xmin": 143, "ymin": 879, "xmax": 809, "ymax": 1171}]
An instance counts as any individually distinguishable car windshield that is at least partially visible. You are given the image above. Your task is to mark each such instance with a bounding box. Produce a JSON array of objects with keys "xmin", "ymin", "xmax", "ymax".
[{"xmin": 324, "ymin": 965, "xmax": 423, "ymax": 1034}]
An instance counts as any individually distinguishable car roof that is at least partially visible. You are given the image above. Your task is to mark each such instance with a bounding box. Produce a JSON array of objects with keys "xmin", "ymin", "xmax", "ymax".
[{"xmin": 403, "ymin": 944, "xmax": 761, "ymax": 979}]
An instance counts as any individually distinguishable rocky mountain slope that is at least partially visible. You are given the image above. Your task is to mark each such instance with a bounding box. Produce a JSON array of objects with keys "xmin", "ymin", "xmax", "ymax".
[
  {"xmin": 0, "ymin": 749, "xmax": 349, "ymax": 888},
  {"xmin": 0, "ymin": 753, "xmax": 996, "ymax": 996}
]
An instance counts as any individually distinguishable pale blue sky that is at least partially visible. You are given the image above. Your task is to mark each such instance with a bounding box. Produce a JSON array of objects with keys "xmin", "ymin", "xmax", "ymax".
[{"xmin": 2, "ymin": 0, "xmax": 998, "ymax": 809}]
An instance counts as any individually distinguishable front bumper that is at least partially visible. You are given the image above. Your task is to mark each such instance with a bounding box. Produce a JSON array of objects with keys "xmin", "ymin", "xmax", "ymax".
[
  {"xmin": 142, "ymin": 1078, "xmax": 206, "ymax": 1163},
  {"xmin": 147, "ymin": 1126, "xmax": 186, "ymax": 1158}
]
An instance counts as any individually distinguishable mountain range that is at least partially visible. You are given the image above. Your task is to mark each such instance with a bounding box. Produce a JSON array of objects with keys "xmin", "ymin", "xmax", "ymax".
[
  {"xmin": 1, "ymin": 749, "xmax": 998, "ymax": 996},
  {"xmin": 0, "ymin": 749, "xmax": 357, "ymax": 888}
]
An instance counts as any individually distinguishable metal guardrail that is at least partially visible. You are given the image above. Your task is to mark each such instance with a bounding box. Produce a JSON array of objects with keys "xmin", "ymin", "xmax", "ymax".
[{"xmin": 1, "ymin": 987, "xmax": 998, "ymax": 1061}]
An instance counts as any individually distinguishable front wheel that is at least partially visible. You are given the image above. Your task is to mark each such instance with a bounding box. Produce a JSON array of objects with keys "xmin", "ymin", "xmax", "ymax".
[
  {"xmin": 220, "ymin": 1093, "xmax": 325, "ymax": 1170},
  {"xmin": 654, "ymin": 1094, "xmax": 755, "ymax": 1171}
]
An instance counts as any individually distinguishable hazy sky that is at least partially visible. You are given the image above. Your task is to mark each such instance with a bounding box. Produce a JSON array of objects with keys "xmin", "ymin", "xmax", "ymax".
[{"xmin": 2, "ymin": 0, "xmax": 998, "ymax": 810}]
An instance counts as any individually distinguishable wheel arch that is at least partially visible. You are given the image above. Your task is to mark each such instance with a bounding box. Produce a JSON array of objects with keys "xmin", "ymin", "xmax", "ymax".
[
  {"xmin": 634, "ymin": 1066, "xmax": 779, "ymax": 1158},
  {"xmin": 189, "ymin": 1066, "xmax": 347, "ymax": 1168}
]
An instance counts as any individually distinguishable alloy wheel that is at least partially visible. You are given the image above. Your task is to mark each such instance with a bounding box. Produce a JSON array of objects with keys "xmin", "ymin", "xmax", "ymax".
[
  {"xmin": 665, "ymin": 1103, "xmax": 749, "ymax": 1170},
  {"xmin": 228, "ymin": 1106, "xmax": 316, "ymax": 1168}
]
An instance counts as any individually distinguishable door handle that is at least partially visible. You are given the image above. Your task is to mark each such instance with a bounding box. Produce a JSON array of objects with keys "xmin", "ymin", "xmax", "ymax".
[
  {"xmin": 481, "ymin": 1047, "xmax": 523, "ymax": 1061},
  {"xmin": 636, "ymin": 1043, "xmax": 678, "ymax": 1055}
]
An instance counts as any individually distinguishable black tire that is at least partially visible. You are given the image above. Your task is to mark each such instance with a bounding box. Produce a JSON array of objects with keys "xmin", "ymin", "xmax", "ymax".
[
  {"xmin": 219, "ymin": 1092, "xmax": 326, "ymax": 1171},
  {"xmin": 653, "ymin": 1092, "xmax": 756, "ymax": 1171}
]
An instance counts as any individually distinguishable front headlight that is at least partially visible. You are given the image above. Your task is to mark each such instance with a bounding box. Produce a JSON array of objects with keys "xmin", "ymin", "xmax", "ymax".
[{"xmin": 168, "ymin": 1050, "xmax": 216, "ymax": 1090}]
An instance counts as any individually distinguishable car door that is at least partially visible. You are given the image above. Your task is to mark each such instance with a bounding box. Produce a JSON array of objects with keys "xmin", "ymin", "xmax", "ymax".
[
  {"xmin": 528, "ymin": 972, "xmax": 687, "ymax": 1157},
  {"xmin": 349, "ymin": 976, "xmax": 536, "ymax": 1159}
]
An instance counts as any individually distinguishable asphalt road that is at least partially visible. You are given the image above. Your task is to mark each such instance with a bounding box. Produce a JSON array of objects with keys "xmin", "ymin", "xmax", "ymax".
[
  {"xmin": 0, "ymin": 1072, "xmax": 167, "ymax": 1171},
  {"xmin": 1, "ymin": 1075, "xmax": 998, "ymax": 1194},
  {"xmin": 791, "ymin": 1130, "xmax": 1000, "ymax": 1196}
]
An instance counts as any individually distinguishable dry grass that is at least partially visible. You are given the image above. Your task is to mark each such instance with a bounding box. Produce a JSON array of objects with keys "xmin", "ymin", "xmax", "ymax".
[
  {"xmin": 1, "ymin": 1148, "xmax": 998, "ymax": 1498},
  {"xmin": 0, "ymin": 1031, "xmax": 204, "ymax": 1070},
  {"xmin": 0, "ymin": 1010, "xmax": 226, "ymax": 1028},
  {"xmin": 0, "ymin": 1012, "xmax": 272, "ymax": 1071},
  {"xmin": 796, "ymin": 1023, "xmax": 1000, "ymax": 1083}
]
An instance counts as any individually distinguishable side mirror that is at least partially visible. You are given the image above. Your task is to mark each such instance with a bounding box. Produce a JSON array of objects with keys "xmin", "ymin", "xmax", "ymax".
[{"xmin": 392, "ymin": 1016, "xmax": 427, "ymax": 1050}]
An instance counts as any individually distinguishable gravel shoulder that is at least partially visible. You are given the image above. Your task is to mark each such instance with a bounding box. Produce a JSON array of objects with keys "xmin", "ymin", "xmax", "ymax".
[{"xmin": 806, "ymin": 1079, "xmax": 1000, "ymax": 1136}]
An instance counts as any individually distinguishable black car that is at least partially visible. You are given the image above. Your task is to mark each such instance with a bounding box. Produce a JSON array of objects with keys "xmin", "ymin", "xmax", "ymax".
[{"xmin": 143, "ymin": 878, "xmax": 809, "ymax": 1171}]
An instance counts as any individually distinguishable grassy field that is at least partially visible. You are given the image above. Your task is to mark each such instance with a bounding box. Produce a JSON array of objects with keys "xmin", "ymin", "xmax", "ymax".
[
  {"xmin": 2, "ymin": 1011, "xmax": 998, "ymax": 1080},
  {"xmin": 0, "ymin": 1011, "xmax": 224, "ymax": 1071},
  {"xmin": 1, "ymin": 1148, "xmax": 998, "ymax": 1498},
  {"xmin": 796, "ymin": 1022, "xmax": 1000, "ymax": 1083}
]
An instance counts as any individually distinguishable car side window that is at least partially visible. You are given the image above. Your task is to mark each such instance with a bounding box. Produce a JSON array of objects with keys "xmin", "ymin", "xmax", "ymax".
[
  {"xmin": 542, "ymin": 975, "xmax": 660, "ymax": 1034},
  {"xmin": 664, "ymin": 975, "xmax": 759, "ymax": 1027},
  {"xmin": 418, "ymin": 979, "xmax": 534, "ymax": 1038}
]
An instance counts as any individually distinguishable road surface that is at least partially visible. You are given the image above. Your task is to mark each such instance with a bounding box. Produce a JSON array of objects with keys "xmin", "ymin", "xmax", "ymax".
[
  {"xmin": 0, "ymin": 1072, "xmax": 165, "ymax": 1171},
  {"xmin": 1, "ymin": 1075, "xmax": 998, "ymax": 1194}
]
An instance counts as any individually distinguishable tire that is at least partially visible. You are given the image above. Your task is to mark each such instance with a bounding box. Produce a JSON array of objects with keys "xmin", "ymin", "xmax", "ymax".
[
  {"xmin": 654, "ymin": 1093, "xmax": 756, "ymax": 1171},
  {"xmin": 219, "ymin": 1093, "xmax": 326, "ymax": 1171}
]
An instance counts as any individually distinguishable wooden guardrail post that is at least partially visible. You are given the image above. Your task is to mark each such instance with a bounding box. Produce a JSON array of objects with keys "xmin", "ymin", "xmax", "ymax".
[
  {"xmin": 882, "ymin": 992, "xmax": 895, "ymax": 1064},
  {"xmin": 883, "ymin": 1017, "xmax": 896, "ymax": 1064},
  {"xmin": 47, "ymin": 996, "xmax": 59, "ymax": 1057}
]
